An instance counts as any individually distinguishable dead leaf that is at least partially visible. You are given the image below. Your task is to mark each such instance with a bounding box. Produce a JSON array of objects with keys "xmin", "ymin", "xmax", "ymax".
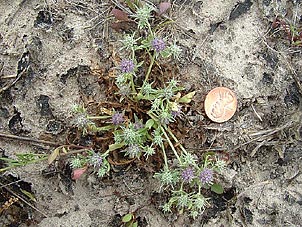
[
  {"xmin": 111, "ymin": 9, "xmax": 129, "ymax": 21},
  {"xmin": 72, "ymin": 167, "xmax": 87, "ymax": 180},
  {"xmin": 159, "ymin": 2, "xmax": 171, "ymax": 15},
  {"xmin": 48, "ymin": 148, "xmax": 60, "ymax": 165},
  {"xmin": 179, "ymin": 91, "xmax": 196, "ymax": 103},
  {"xmin": 111, "ymin": 21, "xmax": 136, "ymax": 32}
]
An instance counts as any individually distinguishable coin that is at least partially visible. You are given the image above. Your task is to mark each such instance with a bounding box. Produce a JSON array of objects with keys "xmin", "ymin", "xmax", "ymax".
[{"xmin": 204, "ymin": 87, "xmax": 237, "ymax": 123}]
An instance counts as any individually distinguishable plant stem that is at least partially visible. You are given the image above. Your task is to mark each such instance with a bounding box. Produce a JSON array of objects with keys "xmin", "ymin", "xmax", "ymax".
[
  {"xmin": 132, "ymin": 48, "xmax": 135, "ymax": 60},
  {"xmin": 0, "ymin": 132, "xmax": 61, "ymax": 147},
  {"xmin": 144, "ymin": 52, "xmax": 155, "ymax": 84},
  {"xmin": 95, "ymin": 125, "xmax": 115, "ymax": 131},
  {"xmin": 164, "ymin": 125, "xmax": 189, "ymax": 155},
  {"xmin": 180, "ymin": 182, "xmax": 184, "ymax": 191},
  {"xmin": 87, "ymin": 116, "xmax": 111, "ymax": 120},
  {"xmin": 160, "ymin": 125, "xmax": 182, "ymax": 164},
  {"xmin": 161, "ymin": 143, "xmax": 168, "ymax": 167},
  {"xmin": 147, "ymin": 23, "xmax": 153, "ymax": 37},
  {"xmin": 130, "ymin": 75, "xmax": 137, "ymax": 94},
  {"xmin": 148, "ymin": 112, "xmax": 185, "ymax": 164}
]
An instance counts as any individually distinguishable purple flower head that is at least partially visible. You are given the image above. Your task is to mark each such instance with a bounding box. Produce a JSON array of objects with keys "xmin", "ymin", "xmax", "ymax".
[
  {"xmin": 182, "ymin": 167, "xmax": 194, "ymax": 183},
  {"xmin": 199, "ymin": 168, "xmax": 213, "ymax": 184},
  {"xmin": 120, "ymin": 59, "xmax": 135, "ymax": 73},
  {"xmin": 90, "ymin": 153, "xmax": 103, "ymax": 168},
  {"xmin": 152, "ymin": 38, "xmax": 166, "ymax": 52},
  {"xmin": 134, "ymin": 121, "xmax": 144, "ymax": 130},
  {"xmin": 126, "ymin": 144, "xmax": 141, "ymax": 158},
  {"xmin": 112, "ymin": 112, "xmax": 124, "ymax": 125},
  {"xmin": 171, "ymin": 107, "xmax": 183, "ymax": 119}
]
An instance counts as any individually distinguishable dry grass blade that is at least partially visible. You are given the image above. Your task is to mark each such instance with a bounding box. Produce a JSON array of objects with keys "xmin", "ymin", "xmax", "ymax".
[
  {"xmin": 0, "ymin": 180, "xmax": 23, "ymax": 189},
  {"xmin": 0, "ymin": 70, "xmax": 24, "ymax": 94},
  {"xmin": 234, "ymin": 122, "xmax": 293, "ymax": 150},
  {"xmin": 250, "ymin": 139, "xmax": 268, "ymax": 157}
]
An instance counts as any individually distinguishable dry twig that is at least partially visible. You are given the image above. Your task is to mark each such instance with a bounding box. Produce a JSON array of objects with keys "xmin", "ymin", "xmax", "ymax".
[{"xmin": 0, "ymin": 132, "xmax": 61, "ymax": 147}]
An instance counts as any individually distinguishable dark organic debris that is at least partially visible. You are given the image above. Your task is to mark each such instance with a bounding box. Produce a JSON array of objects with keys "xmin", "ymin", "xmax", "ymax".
[
  {"xmin": 203, "ymin": 187, "xmax": 236, "ymax": 221},
  {"xmin": 284, "ymin": 82, "xmax": 301, "ymax": 107},
  {"xmin": 242, "ymin": 207, "xmax": 253, "ymax": 224},
  {"xmin": 261, "ymin": 72, "xmax": 274, "ymax": 85},
  {"xmin": 229, "ymin": 0, "xmax": 253, "ymax": 21},
  {"xmin": 17, "ymin": 52, "xmax": 30, "ymax": 75},
  {"xmin": 0, "ymin": 107, "xmax": 9, "ymax": 118},
  {"xmin": 263, "ymin": 0, "xmax": 272, "ymax": 7},
  {"xmin": 271, "ymin": 17, "xmax": 302, "ymax": 46},
  {"xmin": 76, "ymin": 67, "xmax": 96, "ymax": 96},
  {"xmin": 0, "ymin": 52, "xmax": 30, "ymax": 94},
  {"xmin": 34, "ymin": 11, "xmax": 53, "ymax": 28},
  {"xmin": 111, "ymin": 21, "xmax": 137, "ymax": 33},
  {"xmin": 8, "ymin": 109, "xmax": 23, "ymax": 134},
  {"xmin": 60, "ymin": 67, "xmax": 78, "ymax": 84},
  {"xmin": 58, "ymin": 26, "xmax": 74, "ymax": 42},
  {"xmin": 108, "ymin": 214, "xmax": 122, "ymax": 227},
  {"xmin": 209, "ymin": 21, "xmax": 224, "ymax": 34},
  {"xmin": 36, "ymin": 95, "xmax": 53, "ymax": 117},
  {"xmin": 262, "ymin": 50, "xmax": 279, "ymax": 69},
  {"xmin": 46, "ymin": 119, "xmax": 63, "ymax": 134}
]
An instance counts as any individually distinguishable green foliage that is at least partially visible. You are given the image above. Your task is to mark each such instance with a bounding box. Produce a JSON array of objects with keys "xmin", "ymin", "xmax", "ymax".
[
  {"xmin": 0, "ymin": 153, "xmax": 48, "ymax": 172},
  {"xmin": 211, "ymin": 183, "xmax": 224, "ymax": 194},
  {"xmin": 122, "ymin": 213, "xmax": 133, "ymax": 223},
  {"xmin": 122, "ymin": 213, "xmax": 138, "ymax": 227}
]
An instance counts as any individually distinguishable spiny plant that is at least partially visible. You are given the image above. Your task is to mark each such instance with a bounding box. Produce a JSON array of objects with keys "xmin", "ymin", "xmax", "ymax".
[
  {"xmin": 0, "ymin": 1, "xmax": 227, "ymax": 219},
  {"xmin": 68, "ymin": 2, "xmax": 227, "ymax": 218}
]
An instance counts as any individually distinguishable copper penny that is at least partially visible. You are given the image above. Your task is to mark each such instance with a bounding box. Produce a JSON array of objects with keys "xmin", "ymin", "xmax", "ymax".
[{"xmin": 204, "ymin": 87, "xmax": 237, "ymax": 123}]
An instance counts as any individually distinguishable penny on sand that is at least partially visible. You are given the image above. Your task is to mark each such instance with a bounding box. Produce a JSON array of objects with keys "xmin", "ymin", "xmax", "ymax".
[{"xmin": 204, "ymin": 87, "xmax": 237, "ymax": 123}]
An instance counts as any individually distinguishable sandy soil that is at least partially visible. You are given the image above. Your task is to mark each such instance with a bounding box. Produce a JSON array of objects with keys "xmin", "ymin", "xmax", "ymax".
[{"xmin": 0, "ymin": 0, "xmax": 302, "ymax": 226}]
